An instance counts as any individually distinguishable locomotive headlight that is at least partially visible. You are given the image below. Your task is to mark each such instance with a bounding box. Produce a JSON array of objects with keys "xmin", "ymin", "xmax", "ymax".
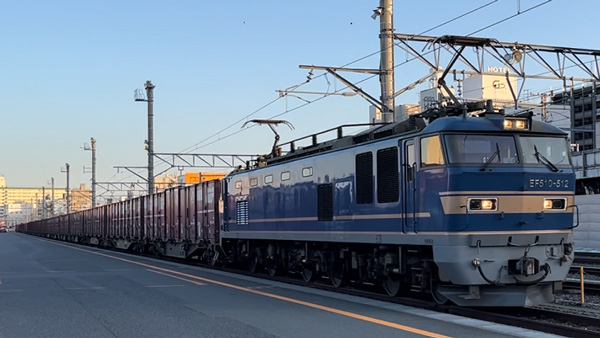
[
  {"xmin": 481, "ymin": 199, "xmax": 495, "ymax": 210},
  {"xmin": 543, "ymin": 198, "xmax": 567, "ymax": 210},
  {"xmin": 503, "ymin": 117, "xmax": 529, "ymax": 130},
  {"xmin": 468, "ymin": 198, "xmax": 498, "ymax": 211}
]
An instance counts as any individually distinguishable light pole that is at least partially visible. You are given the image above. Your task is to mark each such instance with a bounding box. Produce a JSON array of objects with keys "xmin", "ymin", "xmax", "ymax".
[
  {"xmin": 135, "ymin": 80, "xmax": 155, "ymax": 195},
  {"xmin": 61, "ymin": 163, "xmax": 70, "ymax": 213},
  {"xmin": 84, "ymin": 137, "xmax": 97, "ymax": 207},
  {"xmin": 51, "ymin": 177, "xmax": 55, "ymax": 216},
  {"xmin": 41, "ymin": 187, "xmax": 46, "ymax": 219}
]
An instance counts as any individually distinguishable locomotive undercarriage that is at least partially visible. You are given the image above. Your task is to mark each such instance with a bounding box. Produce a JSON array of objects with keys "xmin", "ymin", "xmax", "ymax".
[
  {"xmin": 62, "ymin": 232, "xmax": 573, "ymax": 307},
  {"xmin": 219, "ymin": 239, "xmax": 445, "ymax": 300}
]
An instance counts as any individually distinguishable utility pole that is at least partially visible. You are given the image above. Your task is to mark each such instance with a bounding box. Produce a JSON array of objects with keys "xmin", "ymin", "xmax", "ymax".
[
  {"xmin": 379, "ymin": 0, "xmax": 395, "ymax": 122},
  {"xmin": 84, "ymin": 138, "xmax": 97, "ymax": 207},
  {"xmin": 51, "ymin": 177, "xmax": 55, "ymax": 217},
  {"xmin": 42, "ymin": 187, "xmax": 46, "ymax": 219},
  {"xmin": 91, "ymin": 138, "xmax": 96, "ymax": 207},
  {"xmin": 135, "ymin": 80, "xmax": 156, "ymax": 195},
  {"xmin": 62, "ymin": 163, "xmax": 70, "ymax": 213}
]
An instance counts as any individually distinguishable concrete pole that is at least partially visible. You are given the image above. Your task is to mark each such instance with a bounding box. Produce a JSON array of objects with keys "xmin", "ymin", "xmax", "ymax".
[
  {"xmin": 379, "ymin": 0, "xmax": 395, "ymax": 122},
  {"xmin": 51, "ymin": 177, "xmax": 55, "ymax": 217},
  {"xmin": 91, "ymin": 137, "xmax": 97, "ymax": 207},
  {"xmin": 42, "ymin": 187, "xmax": 46, "ymax": 219},
  {"xmin": 66, "ymin": 163, "xmax": 70, "ymax": 214},
  {"xmin": 145, "ymin": 81, "xmax": 156, "ymax": 196}
]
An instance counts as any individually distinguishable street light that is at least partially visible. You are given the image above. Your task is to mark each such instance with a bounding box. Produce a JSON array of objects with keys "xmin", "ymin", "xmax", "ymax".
[
  {"xmin": 135, "ymin": 80, "xmax": 155, "ymax": 195},
  {"xmin": 61, "ymin": 164, "xmax": 70, "ymax": 213},
  {"xmin": 83, "ymin": 138, "xmax": 97, "ymax": 207}
]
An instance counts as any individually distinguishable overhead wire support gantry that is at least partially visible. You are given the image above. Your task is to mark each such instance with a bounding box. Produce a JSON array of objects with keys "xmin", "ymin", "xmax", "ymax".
[
  {"xmin": 114, "ymin": 153, "xmax": 258, "ymax": 184},
  {"xmin": 95, "ymin": 182, "xmax": 148, "ymax": 194},
  {"xmin": 394, "ymin": 33, "xmax": 600, "ymax": 85},
  {"xmin": 152, "ymin": 153, "xmax": 259, "ymax": 175}
]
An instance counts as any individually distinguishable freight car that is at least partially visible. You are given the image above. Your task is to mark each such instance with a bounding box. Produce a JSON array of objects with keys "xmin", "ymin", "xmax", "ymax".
[{"xmin": 17, "ymin": 101, "xmax": 576, "ymax": 307}]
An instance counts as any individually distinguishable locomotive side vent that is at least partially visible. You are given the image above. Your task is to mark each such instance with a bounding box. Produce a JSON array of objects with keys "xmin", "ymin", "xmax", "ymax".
[
  {"xmin": 377, "ymin": 147, "xmax": 399, "ymax": 203},
  {"xmin": 317, "ymin": 184, "xmax": 334, "ymax": 221},
  {"xmin": 236, "ymin": 200, "xmax": 249, "ymax": 225},
  {"xmin": 356, "ymin": 152, "xmax": 374, "ymax": 204}
]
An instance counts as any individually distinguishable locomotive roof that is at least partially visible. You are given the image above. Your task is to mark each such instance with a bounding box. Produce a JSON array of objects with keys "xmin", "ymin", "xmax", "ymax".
[
  {"xmin": 422, "ymin": 114, "xmax": 568, "ymax": 135},
  {"xmin": 234, "ymin": 112, "xmax": 567, "ymax": 173}
]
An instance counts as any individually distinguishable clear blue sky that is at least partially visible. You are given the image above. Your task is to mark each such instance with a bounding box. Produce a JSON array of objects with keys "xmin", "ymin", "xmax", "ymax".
[{"xmin": 1, "ymin": 0, "xmax": 598, "ymax": 197}]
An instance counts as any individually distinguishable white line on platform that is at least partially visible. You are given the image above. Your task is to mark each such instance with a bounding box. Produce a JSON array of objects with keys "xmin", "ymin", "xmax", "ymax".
[{"xmin": 46, "ymin": 270, "xmax": 76, "ymax": 273}]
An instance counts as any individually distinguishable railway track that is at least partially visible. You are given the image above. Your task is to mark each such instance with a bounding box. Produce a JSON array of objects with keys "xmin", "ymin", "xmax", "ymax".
[
  {"xmin": 574, "ymin": 252, "xmax": 600, "ymax": 266},
  {"xmin": 567, "ymin": 252, "xmax": 600, "ymax": 295}
]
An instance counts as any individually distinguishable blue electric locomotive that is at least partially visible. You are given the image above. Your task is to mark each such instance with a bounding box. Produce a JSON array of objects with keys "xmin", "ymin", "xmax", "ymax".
[{"xmin": 221, "ymin": 102, "xmax": 575, "ymax": 306}]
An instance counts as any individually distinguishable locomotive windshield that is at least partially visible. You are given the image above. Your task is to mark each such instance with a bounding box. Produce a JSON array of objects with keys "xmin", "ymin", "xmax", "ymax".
[
  {"xmin": 519, "ymin": 136, "xmax": 572, "ymax": 167},
  {"xmin": 444, "ymin": 134, "xmax": 572, "ymax": 168},
  {"xmin": 445, "ymin": 135, "xmax": 518, "ymax": 164}
]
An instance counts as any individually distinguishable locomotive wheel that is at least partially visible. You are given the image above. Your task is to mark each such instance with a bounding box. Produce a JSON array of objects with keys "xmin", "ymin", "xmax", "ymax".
[
  {"xmin": 329, "ymin": 261, "xmax": 347, "ymax": 288},
  {"xmin": 248, "ymin": 254, "xmax": 259, "ymax": 274},
  {"xmin": 301, "ymin": 264, "xmax": 315, "ymax": 283},
  {"xmin": 431, "ymin": 287, "xmax": 449, "ymax": 305},
  {"xmin": 429, "ymin": 268, "xmax": 449, "ymax": 304},
  {"xmin": 266, "ymin": 257, "xmax": 279, "ymax": 277},
  {"xmin": 382, "ymin": 274, "xmax": 402, "ymax": 297},
  {"xmin": 208, "ymin": 248, "xmax": 222, "ymax": 267}
]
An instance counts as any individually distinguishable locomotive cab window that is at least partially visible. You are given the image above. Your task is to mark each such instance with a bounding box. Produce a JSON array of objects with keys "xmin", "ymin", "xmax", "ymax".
[
  {"xmin": 519, "ymin": 136, "xmax": 572, "ymax": 167},
  {"xmin": 420, "ymin": 135, "xmax": 445, "ymax": 167},
  {"xmin": 445, "ymin": 135, "xmax": 518, "ymax": 164}
]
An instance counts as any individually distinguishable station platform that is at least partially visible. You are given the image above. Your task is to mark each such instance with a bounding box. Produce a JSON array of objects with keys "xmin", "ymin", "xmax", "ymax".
[{"xmin": 0, "ymin": 233, "xmax": 563, "ymax": 338}]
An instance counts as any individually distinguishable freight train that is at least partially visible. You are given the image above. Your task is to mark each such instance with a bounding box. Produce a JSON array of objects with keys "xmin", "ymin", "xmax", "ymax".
[{"xmin": 17, "ymin": 101, "xmax": 576, "ymax": 307}]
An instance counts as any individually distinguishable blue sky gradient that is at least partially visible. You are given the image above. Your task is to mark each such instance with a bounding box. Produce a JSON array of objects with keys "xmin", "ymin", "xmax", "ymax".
[{"xmin": 2, "ymin": 0, "xmax": 597, "ymax": 195}]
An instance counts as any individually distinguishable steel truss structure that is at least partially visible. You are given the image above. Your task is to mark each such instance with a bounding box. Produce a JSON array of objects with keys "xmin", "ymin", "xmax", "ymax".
[{"xmin": 394, "ymin": 34, "xmax": 600, "ymax": 102}]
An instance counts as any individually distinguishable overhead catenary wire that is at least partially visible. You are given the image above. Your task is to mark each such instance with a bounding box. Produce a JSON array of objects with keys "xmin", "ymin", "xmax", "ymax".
[
  {"xmin": 111, "ymin": 1, "xmax": 554, "ymax": 189},
  {"xmin": 183, "ymin": 0, "xmax": 501, "ymax": 153},
  {"xmin": 169, "ymin": 0, "xmax": 555, "ymax": 154}
]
